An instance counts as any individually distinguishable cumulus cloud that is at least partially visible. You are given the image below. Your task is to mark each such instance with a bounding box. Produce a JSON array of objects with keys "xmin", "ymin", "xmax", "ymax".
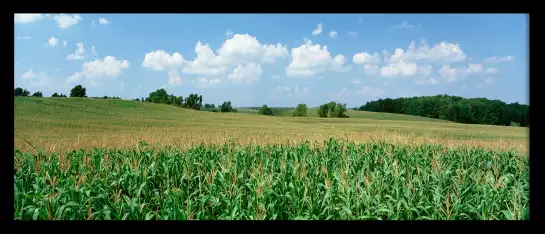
[
  {"xmin": 286, "ymin": 40, "xmax": 349, "ymax": 77},
  {"xmin": 483, "ymin": 56, "xmax": 514, "ymax": 63},
  {"xmin": 182, "ymin": 41, "xmax": 227, "ymax": 76},
  {"xmin": 380, "ymin": 60, "xmax": 418, "ymax": 77},
  {"xmin": 67, "ymin": 56, "xmax": 130, "ymax": 85},
  {"xmin": 312, "ymin": 24, "xmax": 323, "ymax": 36},
  {"xmin": 439, "ymin": 64, "xmax": 498, "ymax": 82},
  {"xmin": 329, "ymin": 31, "xmax": 338, "ymax": 39},
  {"xmin": 228, "ymin": 63, "xmax": 262, "ymax": 84},
  {"xmin": 67, "ymin": 43, "xmax": 86, "ymax": 60},
  {"xmin": 14, "ymin": 14, "xmax": 47, "ymax": 24},
  {"xmin": 385, "ymin": 40, "xmax": 467, "ymax": 64},
  {"xmin": 98, "ymin": 18, "xmax": 111, "ymax": 24},
  {"xmin": 63, "ymin": 41, "xmax": 67, "ymax": 47},
  {"xmin": 358, "ymin": 86, "xmax": 386, "ymax": 97},
  {"xmin": 167, "ymin": 71, "xmax": 182, "ymax": 86},
  {"xmin": 353, "ymin": 52, "xmax": 381, "ymax": 65},
  {"xmin": 21, "ymin": 69, "xmax": 37, "ymax": 79},
  {"xmin": 142, "ymin": 50, "xmax": 184, "ymax": 71},
  {"xmin": 53, "ymin": 14, "xmax": 82, "ymax": 29},
  {"xmin": 48, "ymin": 36, "xmax": 58, "ymax": 47}
]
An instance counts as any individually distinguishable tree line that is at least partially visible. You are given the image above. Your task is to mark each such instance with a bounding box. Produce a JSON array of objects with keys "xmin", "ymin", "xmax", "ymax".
[
  {"xmin": 358, "ymin": 94, "xmax": 529, "ymax": 127},
  {"xmin": 143, "ymin": 88, "xmax": 237, "ymax": 113}
]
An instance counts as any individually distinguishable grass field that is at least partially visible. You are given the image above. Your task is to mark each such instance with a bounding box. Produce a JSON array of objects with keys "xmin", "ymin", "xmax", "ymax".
[
  {"xmin": 15, "ymin": 97, "xmax": 528, "ymax": 154},
  {"xmin": 13, "ymin": 97, "xmax": 529, "ymax": 220}
]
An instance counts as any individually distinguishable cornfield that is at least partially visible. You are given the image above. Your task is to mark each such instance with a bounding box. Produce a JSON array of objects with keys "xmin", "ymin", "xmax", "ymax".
[{"xmin": 14, "ymin": 139, "xmax": 529, "ymax": 220}]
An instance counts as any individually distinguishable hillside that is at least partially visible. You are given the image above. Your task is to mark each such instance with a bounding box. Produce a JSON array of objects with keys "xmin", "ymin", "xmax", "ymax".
[{"xmin": 14, "ymin": 97, "xmax": 528, "ymax": 153}]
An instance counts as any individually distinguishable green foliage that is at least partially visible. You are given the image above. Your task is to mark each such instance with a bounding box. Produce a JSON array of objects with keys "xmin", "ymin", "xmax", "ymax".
[
  {"xmin": 259, "ymin": 105, "xmax": 274, "ymax": 116},
  {"xmin": 52, "ymin": 93, "xmax": 59, "ymax": 97},
  {"xmin": 510, "ymin": 121, "xmax": 520, "ymax": 127},
  {"xmin": 318, "ymin": 104, "xmax": 329, "ymax": 118},
  {"xmin": 13, "ymin": 140, "xmax": 529, "ymax": 220},
  {"xmin": 327, "ymin": 102, "xmax": 336, "ymax": 118},
  {"xmin": 334, "ymin": 103, "xmax": 348, "ymax": 118},
  {"xmin": 31, "ymin": 91, "xmax": 43, "ymax": 97},
  {"xmin": 14, "ymin": 87, "xmax": 30, "ymax": 97},
  {"xmin": 293, "ymin": 104, "xmax": 307, "ymax": 117},
  {"xmin": 359, "ymin": 95, "xmax": 529, "ymax": 127},
  {"xmin": 221, "ymin": 101, "xmax": 236, "ymax": 113},
  {"xmin": 70, "ymin": 85, "xmax": 87, "ymax": 98}
]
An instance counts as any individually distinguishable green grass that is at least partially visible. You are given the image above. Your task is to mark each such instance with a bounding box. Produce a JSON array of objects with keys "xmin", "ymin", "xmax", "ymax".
[{"xmin": 14, "ymin": 140, "xmax": 529, "ymax": 220}]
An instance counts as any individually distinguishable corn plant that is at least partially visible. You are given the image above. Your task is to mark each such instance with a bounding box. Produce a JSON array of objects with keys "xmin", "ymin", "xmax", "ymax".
[{"xmin": 14, "ymin": 139, "xmax": 529, "ymax": 220}]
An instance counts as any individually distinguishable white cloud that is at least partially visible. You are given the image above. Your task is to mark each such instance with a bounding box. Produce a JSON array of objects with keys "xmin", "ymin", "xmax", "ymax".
[
  {"xmin": 483, "ymin": 56, "xmax": 514, "ymax": 63},
  {"xmin": 228, "ymin": 63, "xmax": 262, "ymax": 84},
  {"xmin": 349, "ymin": 79, "xmax": 361, "ymax": 84},
  {"xmin": 142, "ymin": 50, "xmax": 184, "ymax": 71},
  {"xmin": 63, "ymin": 41, "xmax": 67, "ymax": 47},
  {"xmin": 225, "ymin": 29, "xmax": 233, "ymax": 37},
  {"xmin": 394, "ymin": 21, "xmax": 415, "ymax": 29},
  {"xmin": 417, "ymin": 64, "xmax": 432, "ymax": 76},
  {"xmin": 183, "ymin": 42, "xmax": 227, "ymax": 76},
  {"xmin": 67, "ymin": 43, "xmax": 86, "ymax": 60},
  {"xmin": 167, "ymin": 71, "xmax": 182, "ymax": 86},
  {"xmin": 415, "ymin": 77, "xmax": 439, "ymax": 85},
  {"xmin": 358, "ymin": 86, "xmax": 386, "ymax": 97},
  {"xmin": 98, "ymin": 18, "xmax": 111, "ymax": 25},
  {"xmin": 14, "ymin": 14, "xmax": 46, "ymax": 24},
  {"xmin": 353, "ymin": 52, "xmax": 381, "ymax": 65},
  {"xmin": 329, "ymin": 31, "xmax": 338, "ymax": 39},
  {"xmin": 380, "ymin": 60, "xmax": 418, "ymax": 77},
  {"xmin": 363, "ymin": 64, "xmax": 380, "ymax": 76},
  {"xmin": 337, "ymin": 88, "xmax": 347, "ymax": 97},
  {"xmin": 439, "ymin": 64, "xmax": 498, "ymax": 82},
  {"xmin": 17, "ymin": 36, "xmax": 31, "ymax": 40},
  {"xmin": 385, "ymin": 40, "xmax": 467, "ymax": 64},
  {"xmin": 21, "ymin": 69, "xmax": 37, "ymax": 79},
  {"xmin": 92, "ymin": 46, "xmax": 98, "ymax": 57},
  {"xmin": 312, "ymin": 24, "xmax": 323, "ymax": 36},
  {"xmin": 192, "ymin": 77, "xmax": 221, "ymax": 88},
  {"xmin": 68, "ymin": 56, "xmax": 129, "ymax": 85},
  {"xmin": 271, "ymin": 75, "xmax": 281, "ymax": 80},
  {"xmin": 348, "ymin": 31, "xmax": 358, "ymax": 37},
  {"xmin": 286, "ymin": 40, "xmax": 347, "ymax": 77},
  {"xmin": 485, "ymin": 77, "xmax": 495, "ymax": 84},
  {"xmin": 48, "ymin": 36, "xmax": 58, "ymax": 47},
  {"xmin": 217, "ymin": 34, "xmax": 289, "ymax": 64},
  {"xmin": 53, "ymin": 14, "xmax": 82, "ymax": 29}
]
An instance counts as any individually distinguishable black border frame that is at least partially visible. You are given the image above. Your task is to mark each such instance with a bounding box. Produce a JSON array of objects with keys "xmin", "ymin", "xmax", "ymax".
[{"xmin": 9, "ymin": 3, "xmax": 540, "ymax": 231}]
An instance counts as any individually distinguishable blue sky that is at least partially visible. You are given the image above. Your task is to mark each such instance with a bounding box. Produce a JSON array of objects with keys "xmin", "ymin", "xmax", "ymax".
[{"xmin": 14, "ymin": 14, "xmax": 528, "ymax": 107}]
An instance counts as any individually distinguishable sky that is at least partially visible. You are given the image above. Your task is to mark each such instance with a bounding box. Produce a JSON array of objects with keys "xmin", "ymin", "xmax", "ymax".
[{"xmin": 14, "ymin": 14, "xmax": 528, "ymax": 107}]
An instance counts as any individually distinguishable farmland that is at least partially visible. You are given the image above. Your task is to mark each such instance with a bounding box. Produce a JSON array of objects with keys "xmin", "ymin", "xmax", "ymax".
[{"xmin": 13, "ymin": 97, "xmax": 529, "ymax": 220}]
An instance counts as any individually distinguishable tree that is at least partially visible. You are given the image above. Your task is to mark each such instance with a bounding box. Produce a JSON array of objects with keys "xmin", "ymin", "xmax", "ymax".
[
  {"xmin": 210, "ymin": 104, "xmax": 215, "ymax": 109},
  {"xmin": 14, "ymin": 87, "xmax": 26, "ymax": 96},
  {"xmin": 52, "ymin": 93, "xmax": 59, "ymax": 97},
  {"xmin": 334, "ymin": 103, "xmax": 348, "ymax": 118},
  {"xmin": 259, "ymin": 104, "xmax": 274, "ymax": 116},
  {"xmin": 318, "ymin": 104, "xmax": 329, "ymax": 118},
  {"xmin": 32, "ymin": 91, "xmax": 43, "ymax": 97},
  {"xmin": 70, "ymin": 85, "xmax": 87, "ymax": 97},
  {"xmin": 293, "ymin": 104, "xmax": 308, "ymax": 117},
  {"xmin": 221, "ymin": 101, "xmax": 234, "ymax": 112},
  {"xmin": 327, "ymin": 102, "xmax": 336, "ymax": 118}
]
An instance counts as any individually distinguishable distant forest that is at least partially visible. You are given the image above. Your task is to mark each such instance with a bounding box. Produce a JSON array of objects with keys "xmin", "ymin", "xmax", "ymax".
[{"xmin": 358, "ymin": 94, "xmax": 529, "ymax": 127}]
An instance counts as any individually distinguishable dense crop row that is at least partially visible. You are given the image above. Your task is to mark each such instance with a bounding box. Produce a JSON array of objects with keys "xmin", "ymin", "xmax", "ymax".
[{"xmin": 14, "ymin": 139, "xmax": 529, "ymax": 220}]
